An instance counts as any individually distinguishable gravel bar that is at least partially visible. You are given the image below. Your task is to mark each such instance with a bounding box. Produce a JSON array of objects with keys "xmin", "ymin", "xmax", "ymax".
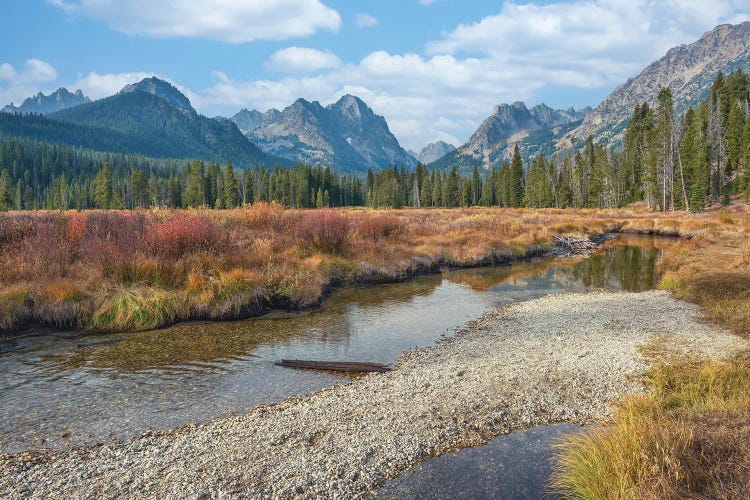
[{"xmin": 0, "ymin": 291, "xmax": 745, "ymax": 498}]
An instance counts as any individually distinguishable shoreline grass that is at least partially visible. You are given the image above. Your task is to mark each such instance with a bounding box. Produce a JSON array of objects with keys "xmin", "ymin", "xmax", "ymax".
[{"xmin": 551, "ymin": 203, "xmax": 750, "ymax": 498}]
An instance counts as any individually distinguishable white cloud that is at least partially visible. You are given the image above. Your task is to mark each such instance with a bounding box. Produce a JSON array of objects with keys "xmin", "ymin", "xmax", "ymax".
[
  {"xmin": 427, "ymin": 0, "xmax": 750, "ymax": 88},
  {"xmin": 418, "ymin": 0, "xmax": 435, "ymax": 5},
  {"xmin": 193, "ymin": 0, "xmax": 750, "ymax": 151},
  {"xmin": 0, "ymin": 59, "xmax": 59, "ymax": 108},
  {"xmin": 0, "ymin": 64, "xmax": 16, "ymax": 81},
  {"xmin": 0, "ymin": 59, "xmax": 57, "ymax": 84},
  {"xmin": 355, "ymin": 13, "xmax": 378, "ymax": 28},
  {"xmin": 267, "ymin": 47, "xmax": 342, "ymax": 73},
  {"xmin": 48, "ymin": 0, "xmax": 341, "ymax": 43}
]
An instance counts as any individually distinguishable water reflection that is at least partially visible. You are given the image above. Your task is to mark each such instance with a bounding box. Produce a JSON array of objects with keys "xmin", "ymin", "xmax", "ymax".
[{"xmin": 0, "ymin": 234, "xmax": 673, "ymax": 453}]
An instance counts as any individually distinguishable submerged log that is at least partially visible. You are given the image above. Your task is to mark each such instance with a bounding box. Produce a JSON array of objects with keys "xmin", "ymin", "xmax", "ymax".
[{"xmin": 275, "ymin": 359, "xmax": 392, "ymax": 373}]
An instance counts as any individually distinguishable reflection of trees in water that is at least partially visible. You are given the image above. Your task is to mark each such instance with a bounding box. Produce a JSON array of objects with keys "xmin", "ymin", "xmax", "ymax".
[
  {"xmin": 568, "ymin": 246, "xmax": 659, "ymax": 292},
  {"xmin": 446, "ymin": 244, "xmax": 661, "ymax": 293}
]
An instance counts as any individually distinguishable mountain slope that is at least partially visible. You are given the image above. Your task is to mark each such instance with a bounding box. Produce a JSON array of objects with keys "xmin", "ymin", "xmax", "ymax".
[
  {"xmin": 560, "ymin": 21, "xmax": 750, "ymax": 149},
  {"xmin": 42, "ymin": 78, "xmax": 280, "ymax": 166},
  {"xmin": 1, "ymin": 88, "xmax": 90, "ymax": 115},
  {"xmin": 232, "ymin": 95, "xmax": 416, "ymax": 172},
  {"xmin": 429, "ymin": 102, "xmax": 589, "ymax": 172},
  {"xmin": 416, "ymin": 141, "xmax": 456, "ymax": 164}
]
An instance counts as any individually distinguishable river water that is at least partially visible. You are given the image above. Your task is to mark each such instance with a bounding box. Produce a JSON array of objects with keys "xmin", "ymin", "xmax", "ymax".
[{"xmin": 0, "ymin": 234, "xmax": 673, "ymax": 477}]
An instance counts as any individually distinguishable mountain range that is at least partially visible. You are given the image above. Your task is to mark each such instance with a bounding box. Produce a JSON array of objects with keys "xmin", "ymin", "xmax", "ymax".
[
  {"xmin": 3, "ymin": 21, "xmax": 750, "ymax": 174},
  {"xmin": 230, "ymin": 95, "xmax": 416, "ymax": 172},
  {"xmin": 0, "ymin": 78, "xmax": 277, "ymax": 167},
  {"xmin": 1, "ymin": 88, "xmax": 90, "ymax": 115},
  {"xmin": 428, "ymin": 103, "xmax": 590, "ymax": 172}
]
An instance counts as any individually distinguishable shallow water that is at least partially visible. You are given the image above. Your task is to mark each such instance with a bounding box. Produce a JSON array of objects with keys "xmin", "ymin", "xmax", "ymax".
[
  {"xmin": 0, "ymin": 234, "xmax": 671, "ymax": 453},
  {"xmin": 378, "ymin": 423, "xmax": 581, "ymax": 499}
]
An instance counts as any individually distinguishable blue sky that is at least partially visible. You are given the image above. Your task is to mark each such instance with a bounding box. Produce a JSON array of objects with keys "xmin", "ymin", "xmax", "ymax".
[{"xmin": 2, "ymin": 0, "xmax": 750, "ymax": 150}]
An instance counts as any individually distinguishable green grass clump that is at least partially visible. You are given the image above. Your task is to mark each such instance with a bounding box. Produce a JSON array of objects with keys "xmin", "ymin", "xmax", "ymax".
[{"xmin": 90, "ymin": 288, "xmax": 182, "ymax": 332}]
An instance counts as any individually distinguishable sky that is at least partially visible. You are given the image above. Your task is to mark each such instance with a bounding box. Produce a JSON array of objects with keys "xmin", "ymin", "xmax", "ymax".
[{"xmin": 1, "ymin": 1, "xmax": 750, "ymax": 151}]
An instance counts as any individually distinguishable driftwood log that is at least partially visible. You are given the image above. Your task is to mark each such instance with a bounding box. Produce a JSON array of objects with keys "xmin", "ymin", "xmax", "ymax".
[{"xmin": 275, "ymin": 359, "xmax": 392, "ymax": 373}]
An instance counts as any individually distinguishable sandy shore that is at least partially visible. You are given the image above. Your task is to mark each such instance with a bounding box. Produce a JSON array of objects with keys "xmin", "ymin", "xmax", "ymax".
[{"xmin": 0, "ymin": 291, "xmax": 745, "ymax": 498}]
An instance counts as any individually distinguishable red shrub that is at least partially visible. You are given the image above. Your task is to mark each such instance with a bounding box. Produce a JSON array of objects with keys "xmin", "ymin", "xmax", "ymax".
[
  {"xmin": 0, "ymin": 213, "xmax": 39, "ymax": 246},
  {"xmin": 147, "ymin": 214, "xmax": 226, "ymax": 258},
  {"xmin": 297, "ymin": 210, "xmax": 351, "ymax": 254}
]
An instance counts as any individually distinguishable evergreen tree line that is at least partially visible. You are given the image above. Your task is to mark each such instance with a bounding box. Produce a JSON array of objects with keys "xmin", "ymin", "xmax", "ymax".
[
  {"xmin": 1, "ymin": 69, "xmax": 749, "ymax": 211},
  {"xmin": 0, "ymin": 137, "xmax": 365, "ymax": 210}
]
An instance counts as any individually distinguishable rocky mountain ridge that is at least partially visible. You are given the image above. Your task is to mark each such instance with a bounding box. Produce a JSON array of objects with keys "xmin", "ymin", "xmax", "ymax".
[
  {"xmin": 560, "ymin": 22, "xmax": 750, "ymax": 149},
  {"xmin": 231, "ymin": 95, "xmax": 416, "ymax": 173},
  {"xmin": 1, "ymin": 88, "xmax": 91, "ymax": 115}
]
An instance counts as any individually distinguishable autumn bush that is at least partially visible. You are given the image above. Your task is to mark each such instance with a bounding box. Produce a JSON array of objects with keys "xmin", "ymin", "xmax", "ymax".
[
  {"xmin": 146, "ymin": 214, "xmax": 226, "ymax": 258},
  {"xmin": 355, "ymin": 214, "xmax": 403, "ymax": 240},
  {"xmin": 297, "ymin": 209, "xmax": 351, "ymax": 254}
]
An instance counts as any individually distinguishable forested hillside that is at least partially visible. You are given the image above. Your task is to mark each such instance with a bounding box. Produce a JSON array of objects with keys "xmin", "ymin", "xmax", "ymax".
[{"xmin": 2, "ymin": 71, "xmax": 749, "ymax": 211}]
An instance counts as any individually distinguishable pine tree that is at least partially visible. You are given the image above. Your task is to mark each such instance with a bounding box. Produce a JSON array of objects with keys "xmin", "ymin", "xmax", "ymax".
[
  {"xmin": 92, "ymin": 163, "xmax": 113, "ymax": 209},
  {"xmin": 223, "ymin": 161, "xmax": 239, "ymax": 209},
  {"xmin": 727, "ymin": 101, "xmax": 745, "ymax": 180},
  {"xmin": 510, "ymin": 145, "xmax": 525, "ymax": 207},
  {"xmin": 460, "ymin": 178, "xmax": 471, "ymax": 207},
  {"xmin": 183, "ymin": 160, "xmax": 205, "ymax": 208},
  {"xmin": 497, "ymin": 161, "xmax": 511, "ymax": 207},
  {"xmin": 471, "ymin": 164, "xmax": 481, "ymax": 205},
  {"xmin": 131, "ymin": 169, "xmax": 148, "ymax": 208},
  {"xmin": 446, "ymin": 167, "xmax": 459, "ymax": 207},
  {"xmin": 0, "ymin": 169, "xmax": 12, "ymax": 211}
]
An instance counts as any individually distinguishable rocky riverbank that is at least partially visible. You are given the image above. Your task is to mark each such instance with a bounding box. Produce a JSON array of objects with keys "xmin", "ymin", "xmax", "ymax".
[{"xmin": 0, "ymin": 291, "xmax": 744, "ymax": 498}]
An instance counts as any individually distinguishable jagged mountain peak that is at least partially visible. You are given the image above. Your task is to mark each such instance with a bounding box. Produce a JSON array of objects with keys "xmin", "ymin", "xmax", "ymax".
[
  {"xmin": 416, "ymin": 141, "xmax": 456, "ymax": 164},
  {"xmin": 429, "ymin": 100, "xmax": 590, "ymax": 173},
  {"xmin": 234, "ymin": 94, "xmax": 415, "ymax": 172},
  {"xmin": 119, "ymin": 77, "xmax": 193, "ymax": 112},
  {"xmin": 2, "ymin": 87, "xmax": 91, "ymax": 115},
  {"xmin": 329, "ymin": 94, "xmax": 371, "ymax": 117}
]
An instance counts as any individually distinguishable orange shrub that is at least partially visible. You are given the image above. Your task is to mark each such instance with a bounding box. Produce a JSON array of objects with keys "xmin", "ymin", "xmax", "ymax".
[{"xmin": 356, "ymin": 214, "xmax": 403, "ymax": 240}]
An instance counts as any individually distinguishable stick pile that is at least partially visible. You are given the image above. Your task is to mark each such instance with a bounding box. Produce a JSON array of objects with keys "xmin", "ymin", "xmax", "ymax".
[{"xmin": 550, "ymin": 234, "xmax": 598, "ymax": 257}]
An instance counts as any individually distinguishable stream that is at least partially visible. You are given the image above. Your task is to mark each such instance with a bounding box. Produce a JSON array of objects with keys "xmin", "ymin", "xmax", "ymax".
[{"xmin": 0, "ymin": 234, "xmax": 675, "ymax": 494}]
